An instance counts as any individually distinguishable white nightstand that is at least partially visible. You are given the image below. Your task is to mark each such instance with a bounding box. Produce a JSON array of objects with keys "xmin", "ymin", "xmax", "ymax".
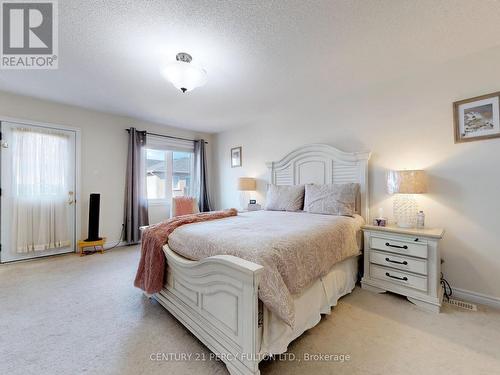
[{"xmin": 361, "ymin": 225, "xmax": 445, "ymax": 313}]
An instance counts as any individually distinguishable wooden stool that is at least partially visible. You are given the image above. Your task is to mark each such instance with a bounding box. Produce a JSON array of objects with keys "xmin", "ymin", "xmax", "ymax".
[{"xmin": 78, "ymin": 238, "xmax": 106, "ymax": 256}]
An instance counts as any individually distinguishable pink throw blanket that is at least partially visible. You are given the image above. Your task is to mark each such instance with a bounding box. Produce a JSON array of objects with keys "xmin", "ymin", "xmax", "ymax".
[{"xmin": 134, "ymin": 209, "xmax": 238, "ymax": 294}]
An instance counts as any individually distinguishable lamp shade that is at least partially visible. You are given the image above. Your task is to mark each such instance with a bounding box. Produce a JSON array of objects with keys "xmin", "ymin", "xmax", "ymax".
[
  {"xmin": 387, "ymin": 170, "xmax": 427, "ymax": 194},
  {"xmin": 237, "ymin": 177, "xmax": 256, "ymax": 191}
]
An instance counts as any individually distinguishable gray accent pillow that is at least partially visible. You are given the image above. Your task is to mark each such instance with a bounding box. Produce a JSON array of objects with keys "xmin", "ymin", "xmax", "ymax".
[
  {"xmin": 304, "ymin": 183, "xmax": 360, "ymax": 216},
  {"xmin": 265, "ymin": 184, "xmax": 305, "ymax": 212}
]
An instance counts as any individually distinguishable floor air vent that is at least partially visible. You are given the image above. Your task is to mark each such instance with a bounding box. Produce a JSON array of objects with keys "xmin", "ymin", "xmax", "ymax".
[{"xmin": 445, "ymin": 298, "xmax": 477, "ymax": 311}]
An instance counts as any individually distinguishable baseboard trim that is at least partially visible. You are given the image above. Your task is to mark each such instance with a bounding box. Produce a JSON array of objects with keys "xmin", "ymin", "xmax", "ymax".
[{"xmin": 452, "ymin": 287, "xmax": 500, "ymax": 309}]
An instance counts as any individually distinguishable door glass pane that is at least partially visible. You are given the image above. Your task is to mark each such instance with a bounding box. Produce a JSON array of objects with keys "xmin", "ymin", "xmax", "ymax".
[
  {"xmin": 12, "ymin": 128, "xmax": 71, "ymax": 252},
  {"xmin": 1, "ymin": 122, "xmax": 76, "ymax": 263}
]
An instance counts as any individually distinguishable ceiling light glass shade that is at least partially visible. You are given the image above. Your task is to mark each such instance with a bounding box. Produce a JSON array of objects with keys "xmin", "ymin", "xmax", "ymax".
[{"xmin": 161, "ymin": 60, "xmax": 207, "ymax": 93}]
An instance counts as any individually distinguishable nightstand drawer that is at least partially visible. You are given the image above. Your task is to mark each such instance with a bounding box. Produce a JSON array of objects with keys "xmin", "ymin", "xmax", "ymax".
[
  {"xmin": 370, "ymin": 265, "xmax": 428, "ymax": 292},
  {"xmin": 370, "ymin": 250, "xmax": 427, "ymax": 275},
  {"xmin": 371, "ymin": 236, "xmax": 428, "ymax": 259}
]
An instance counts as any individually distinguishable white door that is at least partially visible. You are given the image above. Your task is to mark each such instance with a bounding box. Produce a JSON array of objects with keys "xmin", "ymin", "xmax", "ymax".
[{"xmin": 0, "ymin": 121, "xmax": 77, "ymax": 262}]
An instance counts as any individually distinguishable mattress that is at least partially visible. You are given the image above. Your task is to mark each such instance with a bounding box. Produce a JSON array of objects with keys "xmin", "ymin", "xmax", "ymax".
[{"xmin": 168, "ymin": 210, "xmax": 364, "ymax": 325}]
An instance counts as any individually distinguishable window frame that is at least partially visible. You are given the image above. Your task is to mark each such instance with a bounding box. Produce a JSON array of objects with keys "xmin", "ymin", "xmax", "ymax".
[{"xmin": 145, "ymin": 148, "xmax": 194, "ymax": 205}]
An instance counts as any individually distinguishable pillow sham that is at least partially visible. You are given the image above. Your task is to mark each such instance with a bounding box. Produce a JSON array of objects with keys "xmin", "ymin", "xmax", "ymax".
[
  {"xmin": 304, "ymin": 183, "xmax": 359, "ymax": 216},
  {"xmin": 265, "ymin": 184, "xmax": 305, "ymax": 212}
]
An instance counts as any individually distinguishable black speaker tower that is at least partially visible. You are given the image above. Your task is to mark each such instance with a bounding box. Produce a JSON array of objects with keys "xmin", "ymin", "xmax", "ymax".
[{"xmin": 86, "ymin": 193, "xmax": 102, "ymax": 241}]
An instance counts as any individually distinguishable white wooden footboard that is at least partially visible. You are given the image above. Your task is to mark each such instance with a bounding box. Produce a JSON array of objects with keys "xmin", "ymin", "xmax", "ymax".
[{"xmin": 155, "ymin": 245, "xmax": 264, "ymax": 375}]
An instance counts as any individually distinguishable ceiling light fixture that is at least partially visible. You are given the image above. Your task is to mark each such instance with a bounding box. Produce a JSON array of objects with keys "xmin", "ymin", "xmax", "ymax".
[{"xmin": 161, "ymin": 52, "xmax": 207, "ymax": 93}]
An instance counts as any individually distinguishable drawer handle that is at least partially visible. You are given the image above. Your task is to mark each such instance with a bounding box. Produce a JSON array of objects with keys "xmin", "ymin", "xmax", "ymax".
[
  {"xmin": 385, "ymin": 242, "xmax": 408, "ymax": 250},
  {"xmin": 385, "ymin": 257, "xmax": 408, "ymax": 265},
  {"xmin": 385, "ymin": 272, "xmax": 408, "ymax": 281}
]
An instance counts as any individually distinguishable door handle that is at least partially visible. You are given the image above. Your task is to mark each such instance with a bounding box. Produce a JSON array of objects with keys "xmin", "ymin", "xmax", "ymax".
[{"xmin": 68, "ymin": 191, "xmax": 75, "ymax": 205}]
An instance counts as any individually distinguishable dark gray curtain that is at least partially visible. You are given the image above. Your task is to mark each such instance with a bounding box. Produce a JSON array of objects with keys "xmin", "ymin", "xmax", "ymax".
[
  {"xmin": 194, "ymin": 139, "xmax": 212, "ymax": 212},
  {"xmin": 124, "ymin": 128, "xmax": 149, "ymax": 244}
]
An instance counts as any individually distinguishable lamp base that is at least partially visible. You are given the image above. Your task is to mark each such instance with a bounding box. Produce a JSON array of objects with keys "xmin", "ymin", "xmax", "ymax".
[
  {"xmin": 393, "ymin": 194, "xmax": 418, "ymax": 228},
  {"xmin": 239, "ymin": 191, "xmax": 250, "ymax": 211}
]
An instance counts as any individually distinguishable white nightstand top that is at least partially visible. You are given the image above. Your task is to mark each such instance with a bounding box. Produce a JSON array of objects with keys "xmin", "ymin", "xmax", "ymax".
[{"xmin": 362, "ymin": 224, "xmax": 445, "ymax": 239}]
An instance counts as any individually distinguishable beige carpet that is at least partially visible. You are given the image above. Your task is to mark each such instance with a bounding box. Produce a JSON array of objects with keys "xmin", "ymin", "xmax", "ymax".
[{"xmin": 1, "ymin": 246, "xmax": 499, "ymax": 375}]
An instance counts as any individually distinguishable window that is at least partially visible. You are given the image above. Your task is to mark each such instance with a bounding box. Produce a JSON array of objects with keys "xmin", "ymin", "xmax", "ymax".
[
  {"xmin": 172, "ymin": 151, "xmax": 193, "ymax": 197},
  {"xmin": 146, "ymin": 149, "xmax": 168, "ymax": 200},
  {"xmin": 146, "ymin": 148, "xmax": 194, "ymax": 202}
]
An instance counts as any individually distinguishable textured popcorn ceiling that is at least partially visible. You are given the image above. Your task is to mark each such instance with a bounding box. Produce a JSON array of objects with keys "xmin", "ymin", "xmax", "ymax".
[{"xmin": 1, "ymin": 0, "xmax": 500, "ymax": 132}]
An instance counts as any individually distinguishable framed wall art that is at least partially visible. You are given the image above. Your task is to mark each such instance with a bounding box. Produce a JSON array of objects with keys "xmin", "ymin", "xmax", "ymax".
[
  {"xmin": 453, "ymin": 91, "xmax": 500, "ymax": 143},
  {"xmin": 231, "ymin": 146, "xmax": 242, "ymax": 167}
]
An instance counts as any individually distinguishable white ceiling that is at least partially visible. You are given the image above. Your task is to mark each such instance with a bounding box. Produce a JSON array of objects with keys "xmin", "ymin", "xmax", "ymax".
[{"xmin": 1, "ymin": 0, "xmax": 500, "ymax": 133}]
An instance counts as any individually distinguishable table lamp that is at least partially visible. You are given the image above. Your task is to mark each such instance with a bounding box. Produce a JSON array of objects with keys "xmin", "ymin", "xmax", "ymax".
[
  {"xmin": 237, "ymin": 177, "xmax": 256, "ymax": 210},
  {"xmin": 387, "ymin": 170, "xmax": 427, "ymax": 228}
]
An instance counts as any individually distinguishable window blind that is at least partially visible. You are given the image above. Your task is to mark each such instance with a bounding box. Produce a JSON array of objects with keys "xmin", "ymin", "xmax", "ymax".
[{"xmin": 146, "ymin": 134, "xmax": 194, "ymax": 152}]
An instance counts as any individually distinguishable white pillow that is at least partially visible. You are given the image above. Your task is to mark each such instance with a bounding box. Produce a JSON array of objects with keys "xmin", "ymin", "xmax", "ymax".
[
  {"xmin": 304, "ymin": 183, "xmax": 359, "ymax": 216},
  {"xmin": 265, "ymin": 184, "xmax": 305, "ymax": 212}
]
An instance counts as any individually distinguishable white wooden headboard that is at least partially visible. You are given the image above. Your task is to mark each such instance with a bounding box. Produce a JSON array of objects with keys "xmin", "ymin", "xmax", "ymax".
[{"xmin": 266, "ymin": 144, "xmax": 371, "ymax": 219}]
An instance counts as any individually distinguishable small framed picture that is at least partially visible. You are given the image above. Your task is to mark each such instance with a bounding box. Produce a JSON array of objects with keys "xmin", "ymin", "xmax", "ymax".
[
  {"xmin": 453, "ymin": 92, "xmax": 500, "ymax": 143},
  {"xmin": 231, "ymin": 146, "xmax": 242, "ymax": 168}
]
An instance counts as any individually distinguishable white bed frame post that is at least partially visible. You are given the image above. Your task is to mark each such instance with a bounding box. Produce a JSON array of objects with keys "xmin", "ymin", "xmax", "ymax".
[
  {"xmin": 155, "ymin": 247, "xmax": 264, "ymax": 375},
  {"xmin": 155, "ymin": 144, "xmax": 370, "ymax": 375}
]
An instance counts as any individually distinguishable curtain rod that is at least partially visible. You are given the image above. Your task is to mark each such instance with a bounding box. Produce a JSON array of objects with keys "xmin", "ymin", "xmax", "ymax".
[{"xmin": 126, "ymin": 128, "xmax": 208, "ymax": 144}]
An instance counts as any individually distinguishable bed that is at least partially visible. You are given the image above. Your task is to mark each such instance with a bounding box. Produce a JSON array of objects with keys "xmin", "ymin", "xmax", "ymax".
[{"xmin": 152, "ymin": 144, "xmax": 371, "ymax": 375}]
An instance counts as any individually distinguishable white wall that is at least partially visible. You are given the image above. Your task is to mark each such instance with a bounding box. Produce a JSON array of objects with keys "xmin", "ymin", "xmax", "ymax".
[
  {"xmin": 213, "ymin": 46, "xmax": 500, "ymax": 302},
  {"xmin": 0, "ymin": 91, "xmax": 213, "ymax": 246}
]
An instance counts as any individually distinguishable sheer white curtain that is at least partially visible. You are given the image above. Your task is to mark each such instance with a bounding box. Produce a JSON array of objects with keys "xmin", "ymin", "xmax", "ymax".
[{"xmin": 12, "ymin": 127, "xmax": 70, "ymax": 252}]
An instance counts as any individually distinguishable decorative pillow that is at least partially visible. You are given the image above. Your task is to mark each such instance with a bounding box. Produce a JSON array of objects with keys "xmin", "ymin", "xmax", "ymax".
[
  {"xmin": 304, "ymin": 183, "xmax": 359, "ymax": 216},
  {"xmin": 172, "ymin": 196, "xmax": 199, "ymax": 217},
  {"xmin": 265, "ymin": 184, "xmax": 305, "ymax": 212}
]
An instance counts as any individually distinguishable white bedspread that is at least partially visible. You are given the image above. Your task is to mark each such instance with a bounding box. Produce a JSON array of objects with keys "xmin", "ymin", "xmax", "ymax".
[{"xmin": 168, "ymin": 210, "xmax": 364, "ymax": 326}]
